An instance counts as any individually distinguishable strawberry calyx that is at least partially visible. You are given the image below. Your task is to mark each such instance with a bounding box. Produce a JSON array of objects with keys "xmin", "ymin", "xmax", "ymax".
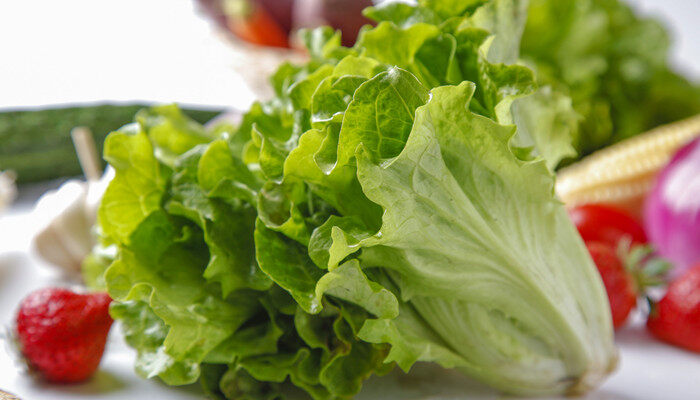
[{"xmin": 616, "ymin": 237, "xmax": 671, "ymax": 296}]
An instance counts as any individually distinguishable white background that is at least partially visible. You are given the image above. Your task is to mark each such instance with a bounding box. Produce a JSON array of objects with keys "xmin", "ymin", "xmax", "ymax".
[
  {"xmin": 0, "ymin": 0, "xmax": 698, "ymax": 111},
  {"xmin": 0, "ymin": 0, "xmax": 256, "ymax": 111}
]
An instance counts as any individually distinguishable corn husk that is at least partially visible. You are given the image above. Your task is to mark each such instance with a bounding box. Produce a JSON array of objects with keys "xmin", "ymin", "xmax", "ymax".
[{"xmin": 556, "ymin": 115, "xmax": 700, "ymax": 217}]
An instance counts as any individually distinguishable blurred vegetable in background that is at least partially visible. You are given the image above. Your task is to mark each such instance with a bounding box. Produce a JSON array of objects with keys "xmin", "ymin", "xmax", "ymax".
[
  {"xmin": 521, "ymin": 0, "xmax": 700, "ymax": 159},
  {"xmin": 0, "ymin": 104, "xmax": 221, "ymax": 183},
  {"xmin": 197, "ymin": 0, "xmax": 374, "ymax": 48},
  {"xmin": 573, "ymin": 204, "xmax": 669, "ymax": 329},
  {"xmin": 644, "ymin": 137, "xmax": 700, "ymax": 278},
  {"xmin": 585, "ymin": 241, "xmax": 638, "ymax": 329},
  {"xmin": 647, "ymin": 263, "xmax": 700, "ymax": 353},
  {"xmin": 570, "ymin": 204, "xmax": 647, "ymax": 247},
  {"xmin": 555, "ymin": 115, "xmax": 700, "ymax": 218}
]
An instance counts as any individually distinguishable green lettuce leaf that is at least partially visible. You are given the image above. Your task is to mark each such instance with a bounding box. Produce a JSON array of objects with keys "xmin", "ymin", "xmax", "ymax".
[
  {"xmin": 167, "ymin": 145, "xmax": 271, "ymax": 296},
  {"xmin": 136, "ymin": 104, "xmax": 213, "ymax": 167},
  {"xmin": 329, "ymin": 83, "xmax": 615, "ymax": 394},
  {"xmin": 363, "ymin": 2, "xmax": 441, "ymax": 27},
  {"xmin": 521, "ymin": 0, "xmax": 700, "ymax": 156},
  {"xmin": 92, "ymin": 0, "xmax": 697, "ymax": 398},
  {"xmin": 419, "ymin": 0, "xmax": 487, "ymax": 19},
  {"xmin": 111, "ymin": 300, "xmax": 201, "ymax": 385},
  {"xmin": 105, "ymin": 212, "xmax": 262, "ymax": 376},
  {"xmin": 98, "ymin": 124, "xmax": 170, "ymax": 244}
]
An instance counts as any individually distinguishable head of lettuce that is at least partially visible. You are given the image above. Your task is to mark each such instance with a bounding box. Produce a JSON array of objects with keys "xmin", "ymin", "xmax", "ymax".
[{"xmin": 87, "ymin": 0, "xmax": 699, "ymax": 398}]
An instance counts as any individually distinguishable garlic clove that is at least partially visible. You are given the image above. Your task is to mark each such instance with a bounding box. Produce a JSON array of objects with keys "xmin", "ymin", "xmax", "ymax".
[
  {"xmin": 31, "ymin": 168, "xmax": 113, "ymax": 276},
  {"xmin": 32, "ymin": 180, "xmax": 92, "ymax": 275}
]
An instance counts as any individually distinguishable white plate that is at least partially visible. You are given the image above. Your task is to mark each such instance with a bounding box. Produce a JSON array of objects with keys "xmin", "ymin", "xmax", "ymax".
[{"xmin": 1, "ymin": 200, "xmax": 699, "ymax": 400}]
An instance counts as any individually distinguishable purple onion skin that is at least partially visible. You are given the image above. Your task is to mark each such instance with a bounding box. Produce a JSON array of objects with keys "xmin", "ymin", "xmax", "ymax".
[{"xmin": 644, "ymin": 137, "xmax": 700, "ymax": 277}]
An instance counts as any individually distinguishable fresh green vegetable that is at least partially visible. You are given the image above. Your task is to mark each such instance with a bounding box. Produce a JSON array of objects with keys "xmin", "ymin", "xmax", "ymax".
[
  {"xmin": 89, "ymin": 0, "xmax": 700, "ymax": 397},
  {"xmin": 521, "ymin": 0, "xmax": 700, "ymax": 157},
  {"xmin": 0, "ymin": 104, "xmax": 221, "ymax": 183}
]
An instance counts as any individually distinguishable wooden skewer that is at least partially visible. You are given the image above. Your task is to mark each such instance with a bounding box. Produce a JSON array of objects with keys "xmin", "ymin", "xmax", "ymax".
[
  {"xmin": 0, "ymin": 170, "xmax": 17, "ymax": 212},
  {"xmin": 70, "ymin": 126, "xmax": 101, "ymax": 181},
  {"xmin": 0, "ymin": 169, "xmax": 16, "ymax": 183}
]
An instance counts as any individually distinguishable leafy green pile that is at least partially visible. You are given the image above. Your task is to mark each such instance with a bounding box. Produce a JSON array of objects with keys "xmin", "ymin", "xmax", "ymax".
[
  {"xmin": 88, "ymin": 0, "xmax": 700, "ymax": 398},
  {"xmin": 522, "ymin": 0, "xmax": 700, "ymax": 156}
]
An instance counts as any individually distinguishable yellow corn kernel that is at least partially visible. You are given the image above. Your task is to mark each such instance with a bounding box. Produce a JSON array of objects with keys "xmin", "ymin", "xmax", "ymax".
[{"xmin": 556, "ymin": 114, "xmax": 700, "ymax": 217}]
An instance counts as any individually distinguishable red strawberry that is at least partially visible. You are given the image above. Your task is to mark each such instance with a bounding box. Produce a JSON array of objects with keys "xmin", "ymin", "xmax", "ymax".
[
  {"xmin": 587, "ymin": 242, "xmax": 638, "ymax": 329},
  {"xmin": 14, "ymin": 288, "xmax": 113, "ymax": 383},
  {"xmin": 586, "ymin": 241, "xmax": 669, "ymax": 329},
  {"xmin": 647, "ymin": 264, "xmax": 700, "ymax": 353}
]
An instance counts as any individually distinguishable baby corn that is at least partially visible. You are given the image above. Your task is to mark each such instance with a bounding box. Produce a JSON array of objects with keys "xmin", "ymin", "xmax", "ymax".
[{"xmin": 556, "ymin": 114, "xmax": 700, "ymax": 216}]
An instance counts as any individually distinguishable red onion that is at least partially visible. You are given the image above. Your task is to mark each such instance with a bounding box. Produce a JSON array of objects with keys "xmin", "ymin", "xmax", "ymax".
[{"xmin": 644, "ymin": 136, "xmax": 700, "ymax": 277}]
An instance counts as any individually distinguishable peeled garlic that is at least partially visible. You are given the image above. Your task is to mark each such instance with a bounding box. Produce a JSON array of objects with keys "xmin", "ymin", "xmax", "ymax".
[{"xmin": 32, "ymin": 168, "xmax": 113, "ymax": 276}]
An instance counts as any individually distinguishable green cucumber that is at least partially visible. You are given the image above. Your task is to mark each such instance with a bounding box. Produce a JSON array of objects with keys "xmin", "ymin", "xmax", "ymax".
[{"xmin": 0, "ymin": 104, "xmax": 221, "ymax": 183}]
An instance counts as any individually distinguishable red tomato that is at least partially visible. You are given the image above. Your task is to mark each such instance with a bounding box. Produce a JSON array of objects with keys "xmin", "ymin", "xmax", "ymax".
[
  {"xmin": 227, "ymin": 3, "xmax": 290, "ymax": 48},
  {"xmin": 570, "ymin": 204, "xmax": 647, "ymax": 247}
]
